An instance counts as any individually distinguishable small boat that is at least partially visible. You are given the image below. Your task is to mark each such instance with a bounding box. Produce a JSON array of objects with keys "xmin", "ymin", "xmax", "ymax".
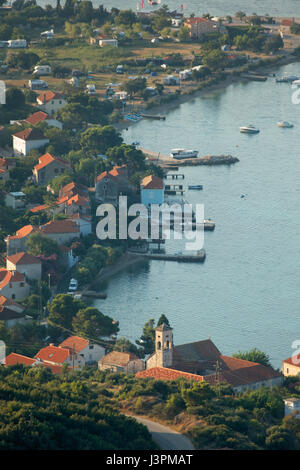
[
  {"xmin": 240, "ymin": 125, "xmax": 260, "ymax": 134},
  {"xmin": 292, "ymin": 79, "xmax": 300, "ymax": 87},
  {"xmin": 276, "ymin": 75, "xmax": 299, "ymax": 83},
  {"xmin": 188, "ymin": 185, "xmax": 203, "ymax": 190},
  {"xmin": 170, "ymin": 148, "xmax": 199, "ymax": 159},
  {"xmin": 277, "ymin": 121, "xmax": 294, "ymax": 128}
]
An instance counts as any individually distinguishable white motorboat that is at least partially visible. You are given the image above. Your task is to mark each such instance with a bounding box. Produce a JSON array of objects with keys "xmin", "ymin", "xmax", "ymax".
[
  {"xmin": 292, "ymin": 79, "xmax": 300, "ymax": 87},
  {"xmin": 277, "ymin": 121, "xmax": 294, "ymax": 128},
  {"xmin": 170, "ymin": 148, "xmax": 198, "ymax": 159},
  {"xmin": 240, "ymin": 125, "xmax": 260, "ymax": 134}
]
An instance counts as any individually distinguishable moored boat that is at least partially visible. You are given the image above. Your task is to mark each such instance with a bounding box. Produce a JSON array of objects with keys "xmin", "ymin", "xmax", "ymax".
[
  {"xmin": 170, "ymin": 148, "xmax": 199, "ymax": 159},
  {"xmin": 240, "ymin": 125, "xmax": 260, "ymax": 134},
  {"xmin": 188, "ymin": 185, "xmax": 203, "ymax": 190},
  {"xmin": 277, "ymin": 121, "xmax": 294, "ymax": 128}
]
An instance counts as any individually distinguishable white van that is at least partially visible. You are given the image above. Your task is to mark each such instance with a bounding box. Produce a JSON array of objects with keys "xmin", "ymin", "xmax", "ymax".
[
  {"xmin": 28, "ymin": 79, "xmax": 48, "ymax": 90},
  {"xmin": 86, "ymin": 84, "xmax": 96, "ymax": 95}
]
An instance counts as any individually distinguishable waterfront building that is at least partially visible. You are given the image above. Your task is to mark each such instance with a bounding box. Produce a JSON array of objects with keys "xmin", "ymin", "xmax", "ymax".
[{"xmin": 140, "ymin": 175, "xmax": 164, "ymax": 208}]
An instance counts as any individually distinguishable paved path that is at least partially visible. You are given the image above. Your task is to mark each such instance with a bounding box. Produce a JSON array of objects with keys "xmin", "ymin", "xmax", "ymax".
[{"xmin": 124, "ymin": 414, "xmax": 195, "ymax": 450}]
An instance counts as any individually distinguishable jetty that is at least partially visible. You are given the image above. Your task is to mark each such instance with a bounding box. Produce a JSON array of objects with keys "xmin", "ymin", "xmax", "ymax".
[
  {"xmin": 131, "ymin": 250, "xmax": 206, "ymax": 263},
  {"xmin": 140, "ymin": 113, "xmax": 166, "ymax": 120},
  {"xmin": 80, "ymin": 291, "xmax": 107, "ymax": 299},
  {"xmin": 241, "ymin": 73, "xmax": 268, "ymax": 82},
  {"xmin": 139, "ymin": 147, "xmax": 239, "ymax": 167}
]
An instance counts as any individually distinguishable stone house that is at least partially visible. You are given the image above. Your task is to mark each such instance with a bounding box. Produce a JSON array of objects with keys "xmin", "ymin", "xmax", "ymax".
[
  {"xmin": 5, "ymin": 225, "xmax": 39, "ymax": 256},
  {"xmin": 40, "ymin": 219, "xmax": 80, "ymax": 245},
  {"xmin": 35, "ymin": 344, "xmax": 85, "ymax": 369},
  {"xmin": 0, "ymin": 269, "xmax": 30, "ymax": 301},
  {"xmin": 185, "ymin": 17, "xmax": 226, "ymax": 40},
  {"xmin": 59, "ymin": 336, "xmax": 105, "ymax": 364},
  {"xmin": 12, "ymin": 128, "xmax": 49, "ymax": 157},
  {"xmin": 98, "ymin": 351, "xmax": 145, "ymax": 374},
  {"xmin": 36, "ymin": 91, "xmax": 67, "ymax": 115},
  {"xmin": 6, "ymin": 252, "xmax": 42, "ymax": 281},
  {"xmin": 95, "ymin": 165, "xmax": 134, "ymax": 204},
  {"xmin": 0, "ymin": 306, "xmax": 27, "ymax": 328},
  {"xmin": 33, "ymin": 153, "xmax": 72, "ymax": 185}
]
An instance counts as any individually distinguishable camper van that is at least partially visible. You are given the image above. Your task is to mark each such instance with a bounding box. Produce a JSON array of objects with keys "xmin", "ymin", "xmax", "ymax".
[
  {"xmin": 33, "ymin": 65, "xmax": 51, "ymax": 76},
  {"xmin": 28, "ymin": 79, "xmax": 48, "ymax": 90},
  {"xmin": 116, "ymin": 65, "xmax": 124, "ymax": 74},
  {"xmin": 7, "ymin": 39, "xmax": 27, "ymax": 48}
]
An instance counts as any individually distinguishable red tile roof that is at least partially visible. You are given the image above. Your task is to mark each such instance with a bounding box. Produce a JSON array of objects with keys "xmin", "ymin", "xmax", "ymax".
[
  {"xmin": 34, "ymin": 153, "xmax": 71, "ymax": 172},
  {"xmin": 35, "ymin": 345, "xmax": 70, "ymax": 364},
  {"xmin": 59, "ymin": 336, "xmax": 89, "ymax": 353},
  {"xmin": 96, "ymin": 170, "xmax": 116, "ymax": 183},
  {"xmin": 13, "ymin": 128, "xmax": 47, "ymax": 141},
  {"xmin": 65, "ymin": 194, "xmax": 90, "ymax": 208},
  {"xmin": 141, "ymin": 175, "xmax": 163, "ymax": 190},
  {"xmin": 30, "ymin": 204, "xmax": 50, "ymax": 213},
  {"xmin": 6, "ymin": 251, "xmax": 41, "ymax": 266},
  {"xmin": 0, "ymin": 269, "xmax": 25, "ymax": 289},
  {"xmin": 40, "ymin": 219, "xmax": 79, "ymax": 234},
  {"xmin": 0, "ymin": 296, "xmax": 23, "ymax": 310},
  {"xmin": 99, "ymin": 351, "xmax": 140, "ymax": 367},
  {"xmin": 25, "ymin": 111, "xmax": 49, "ymax": 125},
  {"xmin": 37, "ymin": 91, "xmax": 64, "ymax": 104},
  {"xmin": 282, "ymin": 355, "xmax": 300, "ymax": 367},
  {"xmin": 280, "ymin": 19, "xmax": 294, "ymax": 26},
  {"xmin": 4, "ymin": 353, "xmax": 37, "ymax": 366},
  {"xmin": 8, "ymin": 224, "xmax": 38, "ymax": 240},
  {"xmin": 136, "ymin": 366, "xmax": 204, "ymax": 382}
]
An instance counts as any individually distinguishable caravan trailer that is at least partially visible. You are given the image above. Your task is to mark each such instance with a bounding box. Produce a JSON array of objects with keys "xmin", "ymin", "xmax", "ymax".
[
  {"xmin": 28, "ymin": 79, "xmax": 48, "ymax": 90},
  {"xmin": 33, "ymin": 65, "xmax": 51, "ymax": 76},
  {"xmin": 7, "ymin": 39, "xmax": 27, "ymax": 48}
]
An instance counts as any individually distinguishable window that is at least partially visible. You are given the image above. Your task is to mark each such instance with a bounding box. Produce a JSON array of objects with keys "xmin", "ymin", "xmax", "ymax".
[
  {"xmin": 12, "ymin": 294, "xmax": 15, "ymax": 299},
  {"xmin": 20, "ymin": 282, "xmax": 24, "ymax": 287},
  {"xmin": 54, "ymin": 168, "xmax": 59, "ymax": 174},
  {"xmin": 157, "ymin": 341, "xmax": 161, "ymax": 350},
  {"xmin": 89, "ymin": 345, "xmax": 94, "ymax": 350},
  {"xmin": 287, "ymin": 368, "xmax": 289, "ymax": 374}
]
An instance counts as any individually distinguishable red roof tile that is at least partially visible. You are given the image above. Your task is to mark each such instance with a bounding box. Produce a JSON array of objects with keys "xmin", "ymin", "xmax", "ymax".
[
  {"xmin": 99, "ymin": 351, "xmax": 139, "ymax": 367},
  {"xmin": 13, "ymin": 128, "xmax": 47, "ymax": 141},
  {"xmin": 40, "ymin": 219, "xmax": 79, "ymax": 234},
  {"xmin": 6, "ymin": 252, "xmax": 41, "ymax": 265},
  {"xmin": 0, "ymin": 269, "xmax": 25, "ymax": 289},
  {"xmin": 4, "ymin": 353, "xmax": 37, "ymax": 366},
  {"xmin": 34, "ymin": 153, "xmax": 71, "ymax": 172},
  {"xmin": 35, "ymin": 345, "xmax": 70, "ymax": 364},
  {"xmin": 8, "ymin": 225, "xmax": 38, "ymax": 240},
  {"xmin": 37, "ymin": 91, "xmax": 64, "ymax": 104},
  {"xmin": 59, "ymin": 336, "xmax": 89, "ymax": 353},
  {"xmin": 141, "ymin": 175, "xmax": 163, "ymax": 190},
  {"xmin": 25, "ymin": 111, "xmax": 49, "ymax": 125},
  {"xmin": 283, "ymin": 355, "xmax": 300, "ymax": 367},
  {"xmin": 136, "ymin": 367, "xmax": 204, "ymax": 382}
]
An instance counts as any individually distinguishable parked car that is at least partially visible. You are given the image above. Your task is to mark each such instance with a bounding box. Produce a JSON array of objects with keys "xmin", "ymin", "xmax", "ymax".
[{"xmin": 68, "ymin": 278, "xmax": 78, "ymax": 292}]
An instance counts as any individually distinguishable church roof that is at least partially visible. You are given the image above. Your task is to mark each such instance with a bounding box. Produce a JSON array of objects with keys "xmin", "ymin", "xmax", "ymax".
[{"xmin": 156, "ymin": 323, "xmax": 172, "ymax": 332}]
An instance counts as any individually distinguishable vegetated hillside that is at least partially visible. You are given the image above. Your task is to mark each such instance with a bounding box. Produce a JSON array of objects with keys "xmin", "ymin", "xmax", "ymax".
[{"xmin": 0, "ymin": 366, "xmax": 157, "ymax": 450}]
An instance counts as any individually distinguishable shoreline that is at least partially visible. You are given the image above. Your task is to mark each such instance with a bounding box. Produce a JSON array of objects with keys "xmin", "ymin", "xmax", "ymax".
[{"xmin": 115, "ymin": 54, "xmax": 300, "ymax": 134}]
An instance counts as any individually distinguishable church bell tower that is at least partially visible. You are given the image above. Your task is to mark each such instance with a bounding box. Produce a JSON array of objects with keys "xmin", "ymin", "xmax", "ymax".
[{"xmin": 155, "ymin": 323, "xmax": 173, "ymax": 368}]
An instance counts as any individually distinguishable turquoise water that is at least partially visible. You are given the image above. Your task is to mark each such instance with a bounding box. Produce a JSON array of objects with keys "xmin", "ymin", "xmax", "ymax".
[
  {"xmin": 38, "ymin": 0, "xmax": 300, "ymax": 17},
  {"xmin": 93, "ymin": 62, "xmax": 300, "ymax": 368}
]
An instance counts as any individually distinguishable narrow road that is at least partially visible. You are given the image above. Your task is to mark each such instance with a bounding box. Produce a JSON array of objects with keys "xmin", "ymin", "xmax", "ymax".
[{"xmin": 124, "ymin": 414, "xmax": 195, "ymax": 450}]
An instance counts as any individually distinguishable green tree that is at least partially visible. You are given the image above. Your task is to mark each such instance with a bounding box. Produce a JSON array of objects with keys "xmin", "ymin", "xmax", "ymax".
[
  {"xmin": 233, "ymin": 348, "xmax": 271, "ymax": 367},
  {"xmin": 202, "ymin": 49, "xmax": 227, "ymax": 71},
  {"xmin": 80, "ymin": 126, "xmax": 122, "ymax": 155},
  {"xmin": 136, "ymin": 318, "xmax": 155, "ymax": 355},
  {"xmin": 178, "ymin": 25, "xmax": 190, "ymax": 42},
  {"xmin": 48, "ymin": 294, "xmax": 85, "ymax": 330},
  {"xmin": 72, "ymin": 307, "xmax": 119, "ymax": 339},
  {"xmin": 26, "ymin": 232, "xmax": 60, "ymax": 257},
  {"xmin": 113, "ymin": 338, "xmax": 143, "ymax": 357}
]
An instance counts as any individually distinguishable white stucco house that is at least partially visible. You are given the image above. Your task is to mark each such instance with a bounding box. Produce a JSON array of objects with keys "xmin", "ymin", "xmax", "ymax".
[
  {"xmin": 36, "ymin": 91, "xmax": 67, "ymax": 115},
  {"xmin": 59, "ymin": 336, "xmax": 105, "ymax": 364},
  {"xmin": 12, "ymin": 128, "xmax": 49, "ymax": 156}
]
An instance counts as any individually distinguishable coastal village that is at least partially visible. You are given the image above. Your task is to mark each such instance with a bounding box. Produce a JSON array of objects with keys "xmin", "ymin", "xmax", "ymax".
[{"xmin": 1, "ymin": 0, "xmax": 300, "ymax": 451}]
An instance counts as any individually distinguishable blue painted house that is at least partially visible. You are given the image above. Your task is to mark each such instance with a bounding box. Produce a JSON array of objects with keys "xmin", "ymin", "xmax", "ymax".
[{"xmin": 141, "ymin": 175, "xmax": 164, "ymax": 208}]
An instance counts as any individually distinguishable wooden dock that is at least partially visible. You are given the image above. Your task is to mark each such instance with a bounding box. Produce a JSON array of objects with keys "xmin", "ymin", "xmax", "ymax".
[
  {"xmin": 131, "ymin": 250, "xmax": 206, "ymax": 263},
  {"xmin": 80, "ymin": 291, "xmax": 107, "ymax": 299}
]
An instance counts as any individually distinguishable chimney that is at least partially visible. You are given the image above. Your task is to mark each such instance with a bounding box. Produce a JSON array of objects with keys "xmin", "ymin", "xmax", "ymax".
[{"xmin": 49, "ymin": 343, "xmax": 54, "ymax": 347}]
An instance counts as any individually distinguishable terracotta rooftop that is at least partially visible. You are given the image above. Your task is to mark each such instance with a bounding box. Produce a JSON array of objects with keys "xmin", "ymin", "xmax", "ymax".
[
  {"xmin": 136, "ymin": 367, "xmax": 204, "ymax": 382},
  {"xmin": 59, "ymin": 181, "xmax": 88, "ymax": 199},
  {"xmin": 4, "ymin": 353, "xmax": 36, "ymax": 367},
  {"xmin": 25, "ymin": 111, "xmax": 49, "ymax": 125},
  {"xmin": 282, "ymin": 355, "xmax": 300, "ymax": 367},
  {"xmin": 96, "ymin": 170, "xmax": 117, "ymax": 183},
  {"xmin": 35, "ymin": 345, "xmax": 71, "ymax": 364},
  {"xmin": 141, "ymin": 174, "xmax": 164, "ymax": 190},
  {"xmin": 40, "ymin": 219, "xmax": 79, "ymax": 234},
  {"xmin": 0, "ymin": 269, "xmax": 25, "ymax": 289},
  {"xmin": 7, "ymin": 251, "xmax": 41, "ymax": 265},
  {"xmin": 0, "ymin": 296, "xmax": 23, "ymax": 310},
  {"xmin": 7, "ymin": 224, "xmax": 38, "ymax": 240},
  {"xmin": 186, "ymin": 17, "xmax": 215, "ymax": 24},
  {"xmin": 37, "ymin": 91, "xmax": 64, "ymax": 104},
  {"xmin": 99, "ymin": 351, "xmax": 139, "ymax": 367},
  {"xmin": 34, "ymin": 153, "xmax": 71, "ymax": 172},
  {"xmin": 30, "ymin": 204, "xmax": 50, "ymax": 213},
  {"xmin": 59, "ymin": 336, "xmax": 89, "ymax": 353},
  {"xmin": 13, "ymin": 128, "xmax": 47, "ymax": 141}
]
